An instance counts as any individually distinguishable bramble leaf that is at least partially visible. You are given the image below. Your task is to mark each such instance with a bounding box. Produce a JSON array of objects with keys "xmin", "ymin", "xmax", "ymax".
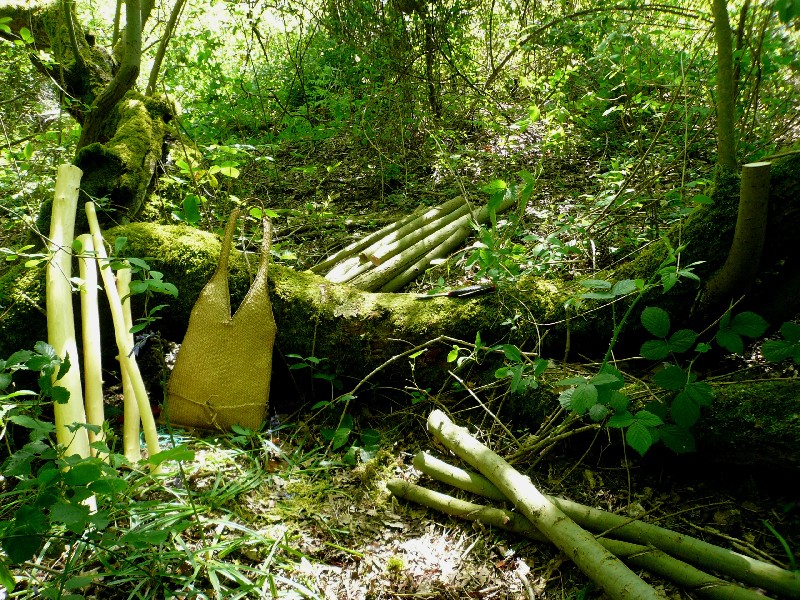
[
  {"xmin": 668, "ymin": 329, "xmax": 698, "ymax": 353},
  {"xmin": 730, "ymin": 312, "xmax": 768, "ymax": 337},
  {"xmin": 716, "ymin": 329, "xmax": 743, "ymax": 354},
  {"xmin": 641, "ymin": 339, "xmax": 670, "ymax": 360},
  {"xmin": 653, "ymin": 365, "xmax": 687, "ymax": 391},
  {"xmin": 672, "ymin": 391, "xmax": 701, "ymax": 427},
  {"xmin": 641, "ymin": 306, "xmax": 670, "ymax": 338}
]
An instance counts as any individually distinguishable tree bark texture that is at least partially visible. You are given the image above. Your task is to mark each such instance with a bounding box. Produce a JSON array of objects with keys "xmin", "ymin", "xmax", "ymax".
[
  {"xmin": 0, "ymin": 0, "xmax": 173, "ymax": 226},
  {"xmin": 712, "ymin": 0, "xmax": 738, "ymax": 173}
]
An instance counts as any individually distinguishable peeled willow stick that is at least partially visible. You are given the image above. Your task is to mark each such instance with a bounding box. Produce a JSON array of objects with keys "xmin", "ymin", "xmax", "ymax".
[
  {"xmin": 47, "ymin": 164, "xmax": 90, "ymax": 459},
  {"xmin": 380, "ymin": 228, "xmax": 469, "ymax": 292},
  {"xmin": 427, "ymin": 409, "xmax": 660, "ymax": 600},
  {"xmin": 414, "ymin": 451, "xmax": 800, "ymax": 599},
  {"xmin": 76, "ymin": 234, "xmax": 106, "ymax": 458},
  {"xmin": 364, "ymin": 200, "xmax": 471, "ymax": 265},
  {"xmin": 349, "ymin": 195, "xmax": 518, "ymax": 291},
  {"xmin": 116, "ymin": 266, "xmax": 141, "ymax": 462},
  {"xmin": 324, "ymin": 254, "xmax": 372, "ymax": 285},
  {"xmin": 312, "ymin": 204, "xmax": 429, "ymax": 275},
  {"xmin": 85, "ymin": 202, "xmax": 161, "ymax": 463},
  {"xmin": 387, "ymin": 480, "xmax": 769, "ymax": 600},
  {"xmin": 324, "ymin": 198, "xmax": 468, "ymax": 282}
]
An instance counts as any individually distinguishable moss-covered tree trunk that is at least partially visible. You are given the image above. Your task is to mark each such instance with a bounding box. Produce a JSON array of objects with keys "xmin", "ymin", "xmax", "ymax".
[{"xmin": 0, "ymin": 0, "xmax": 172, "ymax": 225}]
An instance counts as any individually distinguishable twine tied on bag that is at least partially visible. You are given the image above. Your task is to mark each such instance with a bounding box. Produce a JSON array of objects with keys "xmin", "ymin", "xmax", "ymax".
[{"xmin": 167, "ymin": 210, "xmax": 276, "ymax": 430}]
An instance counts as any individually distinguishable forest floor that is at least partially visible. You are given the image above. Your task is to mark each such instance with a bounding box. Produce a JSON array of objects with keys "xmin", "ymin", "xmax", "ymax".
[
  {"xmin": 134, "ymin": 399, "xmax": 799, "ymax": 600},
  {"xmin": 174, "ymin": 130, "xmax": 795, "ymax": 599}
]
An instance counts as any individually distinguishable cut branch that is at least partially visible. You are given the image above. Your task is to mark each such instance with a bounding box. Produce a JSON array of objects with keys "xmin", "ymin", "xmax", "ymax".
[
  {"xmin": 388, "ymin": 479, "xmax": 772, "ymax": 600},
  {"xmin": 324, "ymin": 195, "xmax": 517, "ymax": 291},
  {"xmin": 427, "ymin": 409, "xmax": 661, "ymax": 600},
  {"xmin": 412, "ymin": 450, "xmax": 800, "ymax": 599}
]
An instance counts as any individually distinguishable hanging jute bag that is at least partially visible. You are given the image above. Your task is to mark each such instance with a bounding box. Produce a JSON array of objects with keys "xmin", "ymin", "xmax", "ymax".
[{"xmin": 167, "ymin": 210, "xmax": 276, "ymax": 431}]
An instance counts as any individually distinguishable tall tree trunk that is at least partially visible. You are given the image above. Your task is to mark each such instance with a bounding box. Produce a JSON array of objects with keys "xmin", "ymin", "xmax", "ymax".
[{"xmin": 712, "ymin": 0, "xmax": 737, "ymax": 173}]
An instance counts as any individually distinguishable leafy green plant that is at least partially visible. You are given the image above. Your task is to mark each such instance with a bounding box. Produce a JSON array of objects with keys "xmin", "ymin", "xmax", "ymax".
[
  {"xmin": 762, "ymin": 322, "xmax": 800, "ymax": 364},
  {"xmin": 319, "ymin": 414, "xmax": 381, "ymax": 465},
  {"xmin": 287, "ymin": 353, "xmax": 343, "ymax": 403}
]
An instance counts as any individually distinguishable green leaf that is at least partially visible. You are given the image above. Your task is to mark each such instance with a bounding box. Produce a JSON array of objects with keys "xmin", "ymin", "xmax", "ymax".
[
  {"xmin": 330, "ymin": 426, "xmax": 351, "ymax": 450},
  {"xmin": 114, "ymin": 236, "xmax": 128, "ymax": 255},
  {"xmin": 626, "ymin": 421, "xmax": 655, "ymax": 456},
  {"xmin": 580, "ymin": 291, "xmax": 615, "ymax": 300},
  {"xmin": 64, "ymin": 574, "xmax": 96, "ymax": 590},
  {"xmin": 608, "ymin": 391, "xmax": 629, "ymax": 412},
  {"xmin": 633, "ymin": 410, "xmax": 663, "ymax": 428},
  {"xmin": 607, "ymin": 410, "xmax": 634, "ymax": 428},
  {"xmin": 8, "ymin": 415, "xmax": 56, "ymax": 433},
  {"xmin": 684, "ymin": 382, "xmax": 713, "ymax": 407},
  {"xmin": 148, "ymin": 445, "xmax": 195, "ymax": 466},
  {"xmin": 761, "ymin": 340, "xmax": 798, "ymax": 363},
  {"xmin": 777, "ymin": 0, "xmax": 800, "ymax": 22},
  {"xmin": 182, "ymin": 195, "xmax": 201, "ymax": 225},
  {"xmin": 653, "ymin": 365, "xmax": 687, "ymax": 391},
  {"xmin": 34, "ymin": 341, "xmax": 56, "ymax": 359},
  {"xmin": 659, "ymin": 270, "xmax": 677, "ymax": 292},
  {"xmin": 570, "ymin": 383, "xmax": 598, "ymax": 414},
  {"xmin": 640, "ymin": 339, "xmax": 670, "ymax": 361},
  {"xmin": 50, "ymin": 502, "xmax": 90, "ymax": 534},
  {"xmin": 64, "ymin": 462, "xmax": 103, "ymax": 486},
  {"xmin": 730, "ymin": 312, "xmax": 768, "ymax": 338},
  {"xmin": 481, "ymin": 179, "xmax": 507, "ymax": 195},
  {"xmin": 6, "ymin": 349, "xmax": 33, "ymax": 366},
  {"xmin": 89, "ymin": 477, "xmax": 129, "ymax": 495},
  {"xmin": 447, "ymin": 347, "xmax": 460, "ymax": 362},
  {"xmin": 557, "ymin": 388, "xmax": 573, "ymax": 410},
  {"xmin": 641, "ymin": 306, "xmax": 670, "ymax": 338},
  {"xmin": 588, "ymin": 403, "xmax": 609, "ymax": 422},
  {"xmin": 580, "ymin": 279, "xmax": 612, "ymax": 289},
  {"xmin": 644, "ymin": 400, "xmax": 667, "ymax": 420},
  {"xmin": 121, "ymin": 528, "xmax": 170, "ymax": 548},
  {"xmin": 0, "ymin": 560, "xmax": 15, "ymax": 591},
  {"xmin": 659, "ymin": 425, "xmax": 695, "ymax": 453},
  {"xmin": 57, "ymin": 352, "xmax": 71, "ymax": 380},
  {"xmin": 671, "ymin": 391, "xmax": 701, "ymax": 428},
  {"xmin": 555, "ymin": 376, "xmax": 586, "ymax": 386},
  {"xmin": 502, "ymin": 344, "xmax": 522, "ymax": 362},
  {"xmin": 781, "ymin": 321, "xmax": 800, "ymax": 343},
  {"xmin": 668, "ymin": 329, "xmax": 698, "ymax": 353},
  {"xmin": 611, "ymin": 279, "xmax": 638, "ymax": 296},
  {"xmin": 0, "ymin": 372, "xmax": 11, "ymax": 390},
  {"xmin": 4, "ymin": 505, "xmax": 47, "ymax": 563},
  {"xmin": 692, "ymin": 194, "xmax": 713, "ymax": 205},
  {"xmin": 50, "ymin": 385, "xmax": 70, "ymax": 404},
  {"xmin": 716, "ymin": 329, "xmax": 744, "ymax": 354},
  {"xmin": 589, "ymin": 372, "xmax": 622, "ymax": 387}
]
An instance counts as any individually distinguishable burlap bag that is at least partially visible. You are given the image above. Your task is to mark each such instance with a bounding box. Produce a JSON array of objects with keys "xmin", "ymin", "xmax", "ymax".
[{"xmin": 167, "ymin": 210, "xmax": 276, "ymax": 430}]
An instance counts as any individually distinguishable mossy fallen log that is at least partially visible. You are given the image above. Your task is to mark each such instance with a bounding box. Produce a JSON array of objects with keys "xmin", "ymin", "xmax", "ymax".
[
  {"xmin": 1, "ymin": 223, "xmax": 799, "ymax": 467},
  {"xmin": 0, "ymin": 222, "xmax": 570, "ymax": 389}
]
